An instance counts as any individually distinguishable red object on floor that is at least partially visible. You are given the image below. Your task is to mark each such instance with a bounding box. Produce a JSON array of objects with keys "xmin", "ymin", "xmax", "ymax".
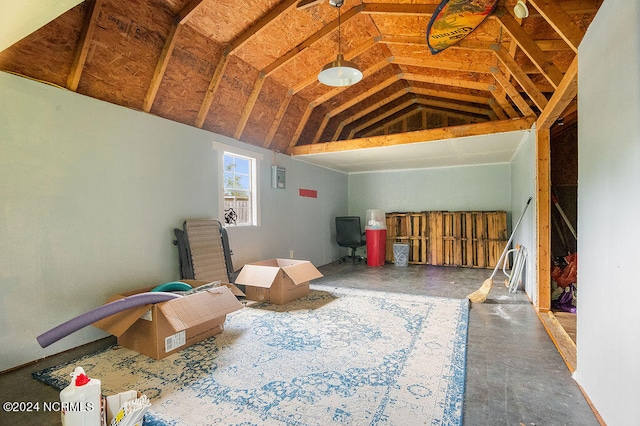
[{"xmin": 366, "ymin": 229, "xmax": 387, "ymax": 267}]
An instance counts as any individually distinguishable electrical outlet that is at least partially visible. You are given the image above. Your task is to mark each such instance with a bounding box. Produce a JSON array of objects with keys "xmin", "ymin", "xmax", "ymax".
[{"xmin": 289, "ymin": 250, "xmax": 294, "ymax": 258}]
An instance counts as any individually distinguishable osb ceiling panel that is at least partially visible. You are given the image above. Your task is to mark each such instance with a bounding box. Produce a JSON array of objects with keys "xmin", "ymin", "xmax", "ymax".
[
  {"xmin": 187, "ymin": 0, "xmax": 282, "ymax": 44},
  {"xmin": 0, "ymin": 0, "xmax": 603, "ymax": 158}
]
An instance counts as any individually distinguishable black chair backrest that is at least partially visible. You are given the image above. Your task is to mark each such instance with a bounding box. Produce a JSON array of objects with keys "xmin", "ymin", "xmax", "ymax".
[{"xmin": 335, "ymin": 216, "xmax": 364, "ymax": 247}]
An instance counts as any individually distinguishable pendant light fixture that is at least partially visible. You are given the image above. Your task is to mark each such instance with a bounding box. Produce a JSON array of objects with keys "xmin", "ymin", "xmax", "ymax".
[{"xmin": 317, "ymin": 1, "xmax": 362, "ymax": 87}]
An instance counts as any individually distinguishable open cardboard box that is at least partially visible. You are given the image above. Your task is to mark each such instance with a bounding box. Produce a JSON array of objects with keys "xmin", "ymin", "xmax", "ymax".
[
  {"xmin": 235, "ymin": 259, "xmax": 323, "ymax": 304},
  {"xmin": 93, "ymin": 281, "xmax": 243, "ymax": 360}
]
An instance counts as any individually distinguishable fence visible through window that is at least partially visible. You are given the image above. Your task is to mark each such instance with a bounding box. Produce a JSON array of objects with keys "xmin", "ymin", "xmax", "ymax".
[{"xmin": 224, "ymin": 197, "xmax": 251, "ymax": 225}]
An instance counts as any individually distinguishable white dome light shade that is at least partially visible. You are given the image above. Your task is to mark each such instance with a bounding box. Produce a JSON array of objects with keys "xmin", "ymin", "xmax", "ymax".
[
  {"xmin": 514, "ymin": 1, "xmax": 529, "ymax": 18},
  {"xmin": 318, "ymin": 54, "xmax": 363, "ymax": 87}
]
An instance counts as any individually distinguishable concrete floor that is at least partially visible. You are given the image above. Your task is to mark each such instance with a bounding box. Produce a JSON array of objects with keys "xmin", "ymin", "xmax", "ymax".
[{"xmin": 0, "ymin": 262, "xmax": 598, "ymax": 425}]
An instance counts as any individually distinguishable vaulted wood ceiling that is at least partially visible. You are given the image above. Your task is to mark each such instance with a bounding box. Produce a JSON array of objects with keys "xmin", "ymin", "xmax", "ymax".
[{"xmin": 0, "ymin": 0, "xmax": 602, "ymax": 157}]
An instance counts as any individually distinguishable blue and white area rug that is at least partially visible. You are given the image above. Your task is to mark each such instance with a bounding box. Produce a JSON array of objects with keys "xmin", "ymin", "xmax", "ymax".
[{"xmin": 33, "ymin": 286, "xmax": 469, "ymax": 425}]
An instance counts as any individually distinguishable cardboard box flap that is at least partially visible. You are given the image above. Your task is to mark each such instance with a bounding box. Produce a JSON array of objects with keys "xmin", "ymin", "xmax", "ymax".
[
  {"xmin": 158, "ymin": 286, "xmax": 243, "ymax": 332},
  {"xmin": 178, "ymin": 280, "xmax": 246, "ymax": 297},
  {"xmin": 283, "ymin": 262, "xmax": 324, "ymax": 285},
  {"xmin": 93, "ymin": 298, "xmax": 152, "ymax": 337},
  {"xmin": 234, "ymin": 264, "xmax": 281, "ymax": 289}
]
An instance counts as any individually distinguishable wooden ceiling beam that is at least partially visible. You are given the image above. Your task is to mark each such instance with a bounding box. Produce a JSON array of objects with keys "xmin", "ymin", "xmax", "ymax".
[
  {"xmin": 360, "ymin": 102, "xmax": 487, "ymax": 139},
  {"xmin": 382, "ymin": 35, "xmax": 571, "ymax": 53},
  {"xmin": 142, "ymin": 22, "xmax": 182, "ymax": 112},
  {"xmin": 405, "ymin": 65, "xmax": 519, "ymax": 121},
  {"xmin": 409, "ymin": 87, "xmax": 493, "ymax": 107},
  {"xmin": 413, "ymin": 97, "xmax": 494, "ymax": 118},
  {"xmin": 236, "ymin": 5, "xmax": 363, "ymax": 140},
  {"xmin": 361, "ymin": 3, "xmax": 437, "ymax": 15},
  {"xmin": 176, "ymin": 0, "xmax": 207, "ymax": 23},
  {"xmin": 265, "ymin": 5, "xmax": 363, "ymax": 77},
  {"xmin": 361, "ymin": 105, "xmax": 487, "ymax": 139},
  {"xmin": 357, "ymin": 106, "xmax": 415, "ymax": 138},
  {"xmin": 67, "ymin": 0, "xmax": 102, "ymax": 91},
  {"xmin": 195, "ymin": 0, "xmax": 299, "ymax": 129},
  {"xmin": 392, "ymin": 56, "xmax": 491, "ymax": 74},
  {"xmin": 289, "ymin": 104, "xmax": 316, "ymax": 149},
  {"xmin": 403, "ymin": 73, "xmax": 489, "ymax": 91},
  {"xmin": 338, "ymin": 86, "xmax": 495, "ymax": 141},
  {"xmin": 301, "ymin": 57, "xmax": 395, "ymax": 145},
  {"xmin": 263, "ymin": 91, "xmax": 292, "ymax": 149},
  {"xmin": 311, "ymin": 114, "xmax": 333, "ymax": 146},
  {"xmin": 332, "ymin": 88, "xmax": 411, "ymax": 141},
  {"xmin": 326, "ymin": 74, "xmax": 403, "ymax": 120},
  {"xmin": 143, "ymin": 0, "xmax": 207, "ymax": 112},
  {"xmin": 291, "ymin": 36, "xmax": 379, "ymax": 95},
  {"xmin": 234, "ymin": 76, "xmax": 266, "ymax": 139},
  {"xmin": 491, "ymin": 44, "xmax": 548, "ymax": 111},
  {"xmin": 494, "ymin": 7, "xmax": 564, "ymax": 89},
  {"xmin": 287, "ymin": 116, "xmax": 536, "ymax": 155},
  {"xmin": 348, "ymin": 98, "xmax": 418, "ymax": 139},
  {"xmin": 227, "ymin": 0, "xmax": 300, "ymax": 56},
  {"xmin": 266, "ymin": 45, "xmax": 390, "ymax": 149},
  {"xmin": 527, "ymin": 0, "xmax": 585, "ymax": 53},
  {"xmin": 306, "ymin": 73, "xmax": 404, "ymax": 145},
  {"xmin": 489, "ymin": 84, "xmax": 520, "ymax": 118},
  {"xmin": 313, "ymin": 56, "xmax": 393, "ymax": 107},
  {"xmin": 488, "ymin": 99, "xmax": 508, "ymax": 120},
  {"xmin": 195, "ymin": 55, "xmax": 229, "ymax": 128},
  {"xmin": 537, "ymin": 54, "xmax": 578, "ymax": 129},
  {"xmin": 490, "ymin": 68, "xmax": 536, "ymax": 117}
]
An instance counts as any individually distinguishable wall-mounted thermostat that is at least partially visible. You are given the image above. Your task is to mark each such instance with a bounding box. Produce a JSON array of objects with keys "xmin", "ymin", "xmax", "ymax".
[{"xmin": 271, "ymin": 165, "xmax": 286, "ymax": 189}]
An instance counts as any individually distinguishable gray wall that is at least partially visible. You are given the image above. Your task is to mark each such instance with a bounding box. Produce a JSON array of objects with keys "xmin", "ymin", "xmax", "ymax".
[
  {"xmin": 0, "ymin": 71, "xmax": 347, "ymax": 371},
  {"xmin": 348, "ymin": 163, "xmax": 513, "ymax": 215},
  {"xmin": 509, "ymin": 129, "xmax": 538, "ymax": 304},
  {"xmin": 347, "ymin": 162, "xmax": 517, "ymax": 262},
  {"xmin": 574, "ymin": 1, "xmax": 640, "ymax": 424}
]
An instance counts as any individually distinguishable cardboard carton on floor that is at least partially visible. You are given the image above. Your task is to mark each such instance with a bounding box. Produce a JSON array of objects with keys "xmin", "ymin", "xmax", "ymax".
[
  {"xmin": 235, "ymin": 259, "xmax": 323, "ymax": 304},
  {"xmin": 93, "ymin": 281, "xmax": 243, "ymax": 360}
]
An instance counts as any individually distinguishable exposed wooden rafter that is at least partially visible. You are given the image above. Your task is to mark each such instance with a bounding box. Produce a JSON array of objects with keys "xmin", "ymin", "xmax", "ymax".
[
  {"xmin": 0, "ymin": 0, "xmax": 601, "ymax": 155},
  {"xmin": 67, "ymin": 0, "xmax": 102, "ymax": 91}
]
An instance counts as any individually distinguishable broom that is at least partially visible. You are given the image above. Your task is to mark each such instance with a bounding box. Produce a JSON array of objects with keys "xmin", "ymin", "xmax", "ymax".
[{"xmin": 467, "ymin": 197, "xmax": 532, "ymax": 303}]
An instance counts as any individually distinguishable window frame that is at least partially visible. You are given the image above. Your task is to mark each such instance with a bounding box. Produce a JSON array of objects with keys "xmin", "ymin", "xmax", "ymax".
[{"xmin": 220, "ymin": 149, "xmax": 259, "ymax": 227}]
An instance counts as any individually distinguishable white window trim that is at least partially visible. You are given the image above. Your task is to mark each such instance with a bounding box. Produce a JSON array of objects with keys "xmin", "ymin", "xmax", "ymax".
[{"xmin": 216, "ymin": 143, "xmax": 261, "ymax": 227}]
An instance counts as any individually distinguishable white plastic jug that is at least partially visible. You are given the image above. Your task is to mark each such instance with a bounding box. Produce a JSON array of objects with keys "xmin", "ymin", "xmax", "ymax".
[{"xmin": 60, "ymin": 366, "xmax": 102, "ymax": 426}]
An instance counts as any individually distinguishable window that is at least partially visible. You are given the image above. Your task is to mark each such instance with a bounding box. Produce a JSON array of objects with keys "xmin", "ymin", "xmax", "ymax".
[{"xmin": 223, "ymin": 152, "xmax": 257, "ymax": 226}]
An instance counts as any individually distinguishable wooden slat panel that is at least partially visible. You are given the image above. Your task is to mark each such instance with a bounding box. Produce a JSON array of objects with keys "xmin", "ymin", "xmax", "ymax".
[{"xmin": 429, "ymin": 212, "xmax": 443, "ymax": 266}]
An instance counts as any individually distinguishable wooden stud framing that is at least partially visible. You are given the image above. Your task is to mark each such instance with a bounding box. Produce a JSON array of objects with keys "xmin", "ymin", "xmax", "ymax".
[
  {"xmin": 236, "ymin": 5, "xmax": 363, "ymax": 140},
  {"xmin": 491, "ymin": 44, "xmax": 549, "ymax": 111},
  {"xmin": 67, "ymin": 0, "xmax": 103, "ymax": 91},
  {"xmin": 535, "ymin": 53, "xmax": 578, "ymax": 312},
  {"xmin": 195, "ymin": 0, "xmax": 298, "ymax": 128},
  {"xmin": 263, "ymin": 91, "xmax": 293, "ymax": 148},
  {"xmin": 495, "ymin": 7, "xmax": 564, "ymax": 89},
  {"xmin": 536, "ymin": 128, "xmax": 552, "ymax": 311},
  {"xmin": 301, "ymin": 73, "xmax": 402, "ymax": 146},
  {"xmin": 142, "ymin": 22, "xmax": 182, "ymax": 112},
  {"xmin": 333, "ymin": 88, "xmax": 411, "ymax": 141},
  {"xmin": 527, "ymin": 0, "xmax": 585, "ymax": 53},
  {"xmin": 490, "ymin": 68, "xmax": 536, "ymax": 117}
]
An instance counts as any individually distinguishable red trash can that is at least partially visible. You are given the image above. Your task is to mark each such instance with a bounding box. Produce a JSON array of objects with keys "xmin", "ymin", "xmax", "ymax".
[
  {"xmin": 366, "ymin": 229, "xmax": 387, "ymax": 267},
  {"xmin": 365, "ymin": 209, "xmax": 387, "ymax": 267}
]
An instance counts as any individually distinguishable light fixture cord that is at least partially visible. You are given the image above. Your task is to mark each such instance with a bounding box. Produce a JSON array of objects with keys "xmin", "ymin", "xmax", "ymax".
[{"xmin": 338, "ymin": 7, "xmax": 342, "ymax": 55}]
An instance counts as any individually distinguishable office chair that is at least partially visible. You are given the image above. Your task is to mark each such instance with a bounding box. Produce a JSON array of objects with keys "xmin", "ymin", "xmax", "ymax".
[{"xmin": 335, "ymin": 216, "xmax": 366, "ymax": 263}]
